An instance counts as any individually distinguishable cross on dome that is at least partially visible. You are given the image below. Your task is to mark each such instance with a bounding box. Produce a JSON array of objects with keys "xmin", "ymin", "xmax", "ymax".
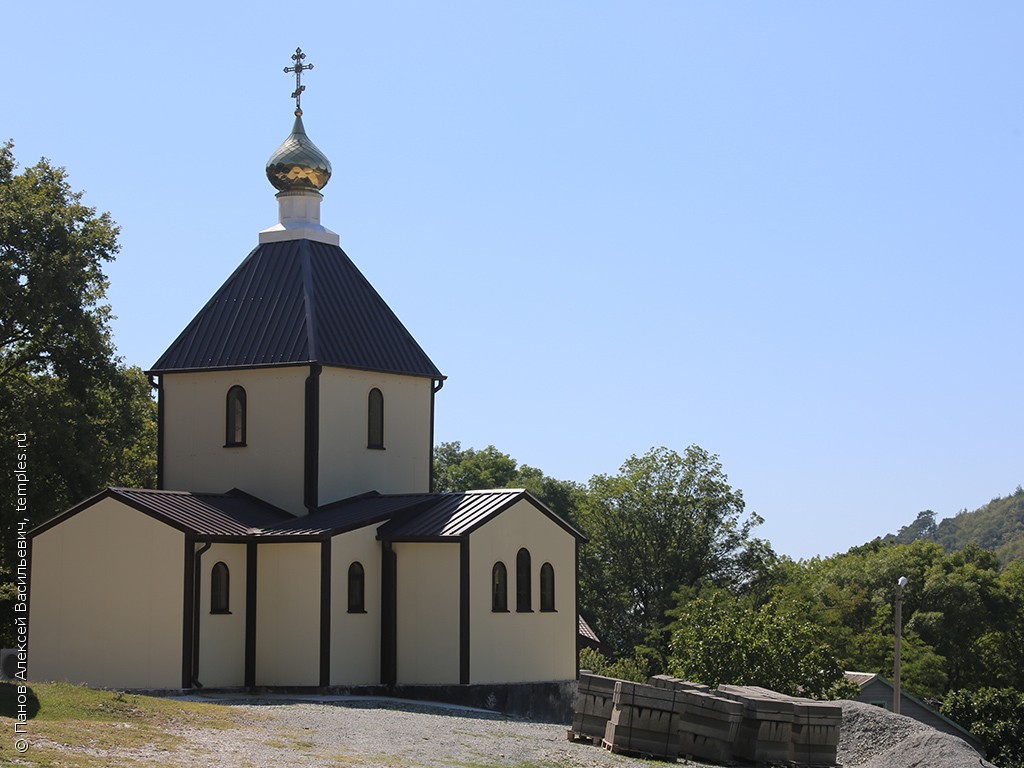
[{"xmin": 284, "ymin": 47, "xmax": 314, "ymax": 116}]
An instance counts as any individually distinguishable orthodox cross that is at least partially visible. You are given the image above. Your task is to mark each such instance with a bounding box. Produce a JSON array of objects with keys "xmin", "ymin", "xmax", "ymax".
[{"xmin": 284, "ymin": 47, "xmax": 314, "ymax": 115}]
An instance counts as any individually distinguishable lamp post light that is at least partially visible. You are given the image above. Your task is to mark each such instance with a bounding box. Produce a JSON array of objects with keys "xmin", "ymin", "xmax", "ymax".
[{"xmin": 893, "ymin": 576, "xmax": 908, "ymax": 714}]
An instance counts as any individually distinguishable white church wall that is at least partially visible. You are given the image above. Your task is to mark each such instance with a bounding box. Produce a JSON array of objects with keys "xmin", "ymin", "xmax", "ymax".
[
  {"xmin": 317, "ymin": 368, "xmax": 432, "ymax": 503},
  {"xmin": 394, "ymin": 541, "xmax": 459, "ymax": 684},
  {"xmin": 197, "ymin": 543, "xmax": 247, "ymax": 687},
  {"xmin": 255, "ymin": 542, "xmax": 320, "ymax": 686},
  {"xmin": 161, "ymin": 368, "xmax": 307, "ymax": 515},
  {"xmin": 469, "ymin": 500, "xmax": 577, "ymax": 683},
  {"xmin": 29, "ymin": 497, "xmax": 184, "ymax": 689},
  {"xmin": 330, "ymin": 525, "xmax": 381, "ymax": 685}
]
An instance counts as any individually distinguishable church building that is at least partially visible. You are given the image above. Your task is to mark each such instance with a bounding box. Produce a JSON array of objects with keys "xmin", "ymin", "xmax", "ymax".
[{"xmin": 27, "ymin": 50, "xmax": 583, "ymax": 692}]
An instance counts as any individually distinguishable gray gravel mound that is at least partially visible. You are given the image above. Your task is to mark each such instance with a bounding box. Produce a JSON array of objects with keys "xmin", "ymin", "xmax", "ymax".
[{"xmin": 837, "ymin": 700, "xmax": 995, "ymax": 768}]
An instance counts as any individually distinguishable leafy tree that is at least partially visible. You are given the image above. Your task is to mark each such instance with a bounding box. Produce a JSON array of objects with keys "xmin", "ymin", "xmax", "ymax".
[
  {"xmin": 576, "ymin": 445, "xmax": 774, "ymax": 658},
  {"xmin": 941, "ymin": 688, "xmax": 1024, "ymax": 768},
  {"xmin": 666, "ymin": 587, "xmax": 857, "ymax": 700},
  {"xmin": 432, "ymin": 441, "xmax": 584, "ymax": 522},
  {"xmin": 578, "ymin": 647, "xmax": 650, "ymax": 684},
  {"xmin": 0, "ymin": 142, "xmax": 157, "ymax": 643}
]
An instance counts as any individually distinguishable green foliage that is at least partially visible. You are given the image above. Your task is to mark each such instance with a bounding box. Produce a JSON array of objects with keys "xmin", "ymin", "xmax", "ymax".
[
  {"xmin": 885, "ymin": 488, "xmax": 1024, "ymax": 566},
  {"xmin": 576, "ymin": 446, "xmax": 774, "ymax": 658},
  {"xmin": 432, "ymin": 441, "xmax": 584, "ymax": 523},
  {"xmin": 941, "ymin": 688, "xmax": 1024, "ymax": 768},
  {"xmin": 578, "ymin": 647, "xmax": 651, "ymax": 683},
  {"xmin": 0, "ymin": 142, "xmax": 157, "ymax": 644},
  {"xmin": 666, "ymin": 587, "xmax": 857, "ymax": 700}
]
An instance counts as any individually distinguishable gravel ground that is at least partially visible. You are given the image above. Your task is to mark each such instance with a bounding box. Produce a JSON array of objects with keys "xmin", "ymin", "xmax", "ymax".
[{"xmin": 156, "ymin": 695, "xmax": 994, "ymax": 768}]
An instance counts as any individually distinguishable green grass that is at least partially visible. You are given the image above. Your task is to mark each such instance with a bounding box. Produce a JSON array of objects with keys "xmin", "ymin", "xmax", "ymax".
[{"xmin": 0, "ymin": 681, "xmax": 243, "ymax": 767}]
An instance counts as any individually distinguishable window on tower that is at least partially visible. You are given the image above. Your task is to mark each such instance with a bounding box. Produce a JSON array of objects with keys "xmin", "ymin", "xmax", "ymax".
[
  {"xmin": 225, "ymin": 386, "xmax": 247, "ymax": 447},
  {"xmin": 367, "ymin": 388, "xmax": 384, "ymax": 449}
]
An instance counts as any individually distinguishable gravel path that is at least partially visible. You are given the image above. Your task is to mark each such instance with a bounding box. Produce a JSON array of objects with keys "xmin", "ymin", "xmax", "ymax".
[{"xmin": 160, "ymin": 696, "xmax": 993, "ymax": 768}]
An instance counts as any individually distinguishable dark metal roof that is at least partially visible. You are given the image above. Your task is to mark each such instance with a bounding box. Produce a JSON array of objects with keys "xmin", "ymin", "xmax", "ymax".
[
  {"xmin": 149, "ymin": 239, "xmax": 443, "ymax": 379},
  {"xmin": 376, "ymin": 489, "xmax": 526, "ymax": 540},
  {"xmin": 263, "ymin": 492, "xmax": 439, "ymax": 536},
  {"xmin": 31, "ymin": 487, "xmax": 584, "ymax": 543}
]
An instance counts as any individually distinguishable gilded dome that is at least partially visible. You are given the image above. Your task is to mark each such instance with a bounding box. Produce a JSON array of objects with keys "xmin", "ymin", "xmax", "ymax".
[{"xmin": 266, "ymin": 114, "xmax": 332, "ymax": 192}]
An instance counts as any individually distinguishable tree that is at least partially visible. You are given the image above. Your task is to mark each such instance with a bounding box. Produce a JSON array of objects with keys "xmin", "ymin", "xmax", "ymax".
[
  {"xmin": 667, "ymin": 587, "xmax": 857, "ymax": 700},
  {"xmin": 432, "ymin": 441, "xmax": 584, "ymax": 523},
  {"xmin": 942, "ymin": 688, "xmax": 1024, "ymax": 768},
  {"xmin": 0, "ymin": 142, "xmax": 157, "ymax": 642},
  {"xmin": 576, "ymin": 445, "xmax": 773, "ymax": 658}
]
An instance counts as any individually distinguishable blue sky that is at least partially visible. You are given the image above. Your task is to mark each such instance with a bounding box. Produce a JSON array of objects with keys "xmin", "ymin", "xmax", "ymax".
[{"xmin": 5, "ymin": 2, "xmax": 1022, "ymax": 559}]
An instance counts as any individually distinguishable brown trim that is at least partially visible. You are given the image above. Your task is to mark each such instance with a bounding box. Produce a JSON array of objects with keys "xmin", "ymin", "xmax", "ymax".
[
  {"xmin": 182, "ymin": 535, "xmax": 196, "ymax": 688},
  {"xmin": 460, "ymin": 538, "xmax": 470, "ymax": 685},
  {"xmin": 145, "ymin": 361, "xmax": 444, "ymax": 379},
  {"xmin": 429, "ymin": 380, "xmax": 441, "ymax": 492},
  {"xmin": 381, "ymin": 541, "xmax": 397, "ymax": 686},
  {"xmin": 304, "ymin": 363, "xmax": 321, "ymax": 513},
  {"xmin": 155, "ymin": 376, "xmax": 165, "ymax": 489},
  {"xmin": 244, "ymin": 542, "xmax": 258, "ymax": 687},
  {"xmin": 319, "ymin": 538, "xmax": 331, "ymax": 687},
  {"xmin": 575, "ymin": 538, "xmax": 580, "ymax": 680},
  {"xmin": 192, "ymin": 540, "xmax": 212, "ymax": 686}
]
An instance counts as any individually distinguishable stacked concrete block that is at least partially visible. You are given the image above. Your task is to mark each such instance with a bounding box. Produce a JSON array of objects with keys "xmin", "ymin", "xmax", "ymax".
[
  {"xmin": 716, "ymin": 684, "xmax": 796, "ymax": 764},
  {"xmin": 648, "ymin": 674, "xmax": 711, "ymax": 693},
  {"xmin": 570, "ymin": 673, "xmax": 618, "ymax": 741},
  {"xmin": 716, "ymin": 685, "xmax": 842, "ymax": 767},
  {"xmin": 602, "ymin": 680, "xmax": 684, "ymax": 761}
]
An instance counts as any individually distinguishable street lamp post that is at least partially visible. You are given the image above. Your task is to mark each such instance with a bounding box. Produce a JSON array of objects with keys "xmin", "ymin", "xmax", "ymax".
[{"xmin": 893, "ymin": 576, "xmax": 908, "ymax": 714}]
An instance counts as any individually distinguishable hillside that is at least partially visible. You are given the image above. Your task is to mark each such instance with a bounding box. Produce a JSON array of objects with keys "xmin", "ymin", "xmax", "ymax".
[{"xmin": 885, "ymin": 486, "xmax": 1024, "ymax": 564}]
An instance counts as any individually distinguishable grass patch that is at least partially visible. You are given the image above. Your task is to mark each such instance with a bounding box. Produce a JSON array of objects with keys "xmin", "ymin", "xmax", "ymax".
[{"xmin": 0, "ymin": 681, "xmax": 243, "ymax": 768}]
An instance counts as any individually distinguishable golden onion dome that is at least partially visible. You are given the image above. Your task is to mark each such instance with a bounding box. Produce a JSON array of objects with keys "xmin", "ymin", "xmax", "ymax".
[{"xmin": 266, "ymin": 113, "xmax": 332, "ymax": 192}]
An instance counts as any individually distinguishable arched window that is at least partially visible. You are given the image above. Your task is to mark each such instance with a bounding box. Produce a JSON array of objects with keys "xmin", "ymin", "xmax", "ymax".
[
  {"xmin": 540, "ymin": 562, "xmax": 555, "ymax": 612},
  {"xmin": 211, "ymin": 562, "xmax": 230, "ymax": 614},
  {"xmin": 516, "ymin": 548, "xmax": 532, "ymax": 613},
  {"xmin": 367, "ymin": 388, "xmax": 384, "ymax": 449},
  {"xmin": 491, "ymin": 562, "xmax": 508, "ymax": 612},
  {"xmin": 225, "ymin": 386, "xmax": 247, "ymax": 446},
  {"xmin": 348, "ymin": 561, "xmax": 366, "ymax": 613}
]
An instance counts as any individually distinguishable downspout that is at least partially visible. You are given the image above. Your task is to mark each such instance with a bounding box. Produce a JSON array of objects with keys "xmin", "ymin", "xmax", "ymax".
[
  {"xmin": 149, "ymin": 374, "xmax": 164, "ymax": 490},
  {"xmin": 429, "ymin": 378, "xmax": 444, "ymax": 493},
  {"xmin": 192, "ymin": 539, "xmax": 212, "ymax": 688}
]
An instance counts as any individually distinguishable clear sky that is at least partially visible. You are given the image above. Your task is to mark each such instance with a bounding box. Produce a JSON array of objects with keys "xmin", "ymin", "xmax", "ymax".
[{"xmin": 5, "ymin": 2, "xmax": 1022, "ymax": 560}]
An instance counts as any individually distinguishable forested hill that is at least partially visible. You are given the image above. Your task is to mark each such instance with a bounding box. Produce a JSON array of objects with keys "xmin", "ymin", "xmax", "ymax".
[{"xmin": 884, "ymin": 486, "xmax": 1024, "ymax": 564}]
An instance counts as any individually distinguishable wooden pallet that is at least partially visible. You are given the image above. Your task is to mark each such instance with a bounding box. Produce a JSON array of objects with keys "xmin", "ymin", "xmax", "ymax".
[
  {"xmin": 566, "ymin": 729, "xmax": 602, "ymax": 745},
  {"xmin": 600, "ymin": 737, "xmax": 677, "ymax": 762}
]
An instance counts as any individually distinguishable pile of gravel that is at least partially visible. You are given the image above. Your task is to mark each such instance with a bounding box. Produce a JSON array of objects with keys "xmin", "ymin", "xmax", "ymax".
[
  {"xmin": 160, "ymin": 694, "xmax": 997, "ymax": 768},
  {"xmin": 837, "ymin": 700, "xmax": 995, "ymax": 768}
]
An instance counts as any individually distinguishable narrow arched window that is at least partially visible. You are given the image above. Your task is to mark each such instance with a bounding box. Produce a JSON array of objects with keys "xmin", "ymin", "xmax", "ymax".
[
  {"xmin": 540, "ymin": 562, "xmax": 555, "ymax": 612},
  {"xmin": 492, "ymin": 562, "xmax": 508, "ymax": 612},
  {"xmin": 367, "ymin": 388, "xmax": 384, "ymax": 449},
  {"xmin": 211, "ymin": 562, "xmax": 230, "ymax": 614},
  {"xmin": 348, "ymin": 561, "xmax": 366, "ymax": 613},
  {"xmin": 516, "ymin": 548, "xmax": 532, "ymax": 613},
  {"xmin": 225, "ymin": 386, "xmax": 247, "ymax": 447}
]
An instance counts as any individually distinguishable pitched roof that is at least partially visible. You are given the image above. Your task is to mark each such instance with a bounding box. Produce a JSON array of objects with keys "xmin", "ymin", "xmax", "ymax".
[
  {"xmin": 29, "ymin": 487, "xmax": 295, "ymax": 539},
  {"xmin": 376, "ymin": 488, "xmax": 585, "ymax": 541},
  {"xmin": 148, "ymin": 238, "xmax": 443, "ymax": 379},
  {"xmin": 31, "ymin": 487, "xmax": 585, "ymax": 543}
]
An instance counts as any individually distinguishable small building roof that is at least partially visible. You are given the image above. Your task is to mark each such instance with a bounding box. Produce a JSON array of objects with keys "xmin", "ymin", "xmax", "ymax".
[{"xmin": 148, "ymin": 238, "xmax": 443, "ymax": 379}]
